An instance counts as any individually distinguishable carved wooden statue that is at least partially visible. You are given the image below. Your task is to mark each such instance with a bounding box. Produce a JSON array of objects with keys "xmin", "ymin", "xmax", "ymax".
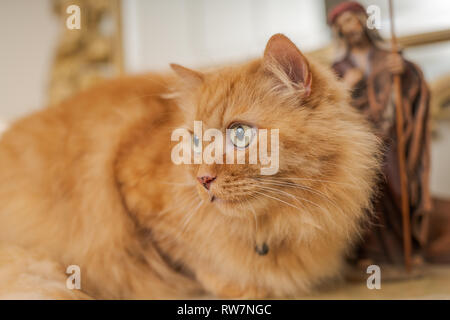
[{"xmin": 328, "ymin": 1, "xmax": 432, "ymax": 275}]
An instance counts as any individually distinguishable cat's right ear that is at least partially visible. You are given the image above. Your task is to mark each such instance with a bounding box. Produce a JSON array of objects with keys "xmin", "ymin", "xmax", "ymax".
[{"xmin": 170, "ymin": 63, "xmax": 204, "ymax": 87}]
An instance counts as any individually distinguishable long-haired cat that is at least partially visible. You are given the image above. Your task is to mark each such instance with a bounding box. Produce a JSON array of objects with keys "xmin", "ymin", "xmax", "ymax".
[{"xmin": 0, "ymin": 34, "xmax": 380, "ymax": 299}]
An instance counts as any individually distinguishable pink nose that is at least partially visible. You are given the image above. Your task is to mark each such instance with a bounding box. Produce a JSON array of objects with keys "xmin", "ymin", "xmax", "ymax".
[{"xmin": 197, "ymin": 176, "xmax": 216, "ymax": 190}]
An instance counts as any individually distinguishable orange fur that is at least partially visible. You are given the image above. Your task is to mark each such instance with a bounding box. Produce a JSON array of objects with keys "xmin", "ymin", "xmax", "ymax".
[{"xmin": 0, "ymin": 34, "xmax": 380, "ymax": 299}]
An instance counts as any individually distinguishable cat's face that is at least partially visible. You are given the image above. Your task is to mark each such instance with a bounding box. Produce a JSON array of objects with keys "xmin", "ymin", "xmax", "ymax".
[{"xmin": 171, "ymin": 34, "xmax": 377, "ymax": 219}]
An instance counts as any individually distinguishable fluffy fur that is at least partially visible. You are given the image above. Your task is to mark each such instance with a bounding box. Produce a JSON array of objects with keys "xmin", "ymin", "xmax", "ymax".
[{"xmin": 0, "ymin": 34, "xmax": 380, "ymax": 299}]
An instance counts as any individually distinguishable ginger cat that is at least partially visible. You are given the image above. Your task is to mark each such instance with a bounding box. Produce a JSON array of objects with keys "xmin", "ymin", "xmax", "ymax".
[{"xmin": 0, "ymin": 34, "xmax": 380, "ymax": 299}]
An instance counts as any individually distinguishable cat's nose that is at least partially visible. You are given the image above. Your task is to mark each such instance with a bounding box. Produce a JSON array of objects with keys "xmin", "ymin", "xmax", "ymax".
[{"xmin": 197, "ymin": 175, "xmax": 216, "ymax": 190}]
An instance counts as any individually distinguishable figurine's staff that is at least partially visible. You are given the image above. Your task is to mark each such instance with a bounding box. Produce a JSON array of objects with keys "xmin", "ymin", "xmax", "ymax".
[{"xmin": 388, "ymin": 0, "xmax": 412, "ymax": 273}]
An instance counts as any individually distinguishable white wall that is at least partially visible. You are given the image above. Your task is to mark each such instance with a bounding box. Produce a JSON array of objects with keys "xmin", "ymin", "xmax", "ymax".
[
  {"xmin": 122, "ymin": 0, "xmax": 329, "ymax": 72},
  {"xmin": 0, "ymin": 0, "xmax": 59, "ymax": 122},
  {"xmin": 122, "ymin": 0, "xmax": 450, "ymax": 73},
  {"xmin": 358, "ymin": 0, "xmax": 450, "ymax": 37}
]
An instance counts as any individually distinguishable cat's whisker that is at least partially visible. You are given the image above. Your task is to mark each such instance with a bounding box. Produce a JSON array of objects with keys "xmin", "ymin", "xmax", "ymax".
[
  {"xmin": 256, "ymin": 185, "xmax": 329, "ymax": 215},
  {"xmin": 234, "ymin": 197, "xmax": 258, "ymax": 234},
  {"xmin": 248, "ymin": 198, "xmax": 258, "ymax": 234},
  {"xmin": 255, "ymin": 178, "xmax": 331, "ymax": 198},
  {"xmin": 256, "ymin": 187, "xmax": 327, "ymax": 231},
  {"xmin": 255, "ymin": 186, "xmax": 336, "ymax": 229},
  {"xmin": 155, "ymin": 191, "xmax": 198, "ymax": 217},
  {"xmin": 158, "ymin": 198, "xmax": 204, "ymax": 244},
  {"xmin": 174, "ymin": 199, "xmax": 205, "ymax": 243},
  {"xmin": 253, "ymin": 178, "xmax": 343, "ymax": 216},
  {"xmin": 266, "ymin": 176, "xmax": 358, "ymax": 189},
  {"xmin": 256, "ymin": 179, "xmax": 332, "ymax": 200},
  {"xmin": 181, "ymin": 199, "xmax": 204, "ymax": 231},
  {"xmin": 254, "ymin": 182, "xmax": 340, "ymax": 229},
  {"xmin": 252, "ymin": 190, "xmax": 323, "ymax": 231},
  {"xmin": 223, "ymin": 176, "xmax": 358, "ymax": 190},
  {"xmin": 217, "ymin": 179, "xmax": 334, "ymax": 220}
]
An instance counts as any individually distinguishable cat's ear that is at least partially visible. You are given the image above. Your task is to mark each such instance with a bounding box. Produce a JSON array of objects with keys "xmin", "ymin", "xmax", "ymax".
[
  {"xmin": 170, "ymin": 63, "xmax": 204, "ymax": 87},
  {"xmin": 263, "ymin": 34, "xmax": 312, "ymax": 97}
]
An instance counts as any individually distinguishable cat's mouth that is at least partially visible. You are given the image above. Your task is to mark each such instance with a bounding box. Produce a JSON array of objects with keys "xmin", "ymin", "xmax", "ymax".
[
  {"xmin": 210, "ymin": 195, "xmax": 233, "ymax": 204},
  {"xmin": 207, "ymin": 193, "xmax": 242, "ymax": 206},
  {"xmin": 195, "ymin": 178, "xmax": 254, "ymax": 208}
]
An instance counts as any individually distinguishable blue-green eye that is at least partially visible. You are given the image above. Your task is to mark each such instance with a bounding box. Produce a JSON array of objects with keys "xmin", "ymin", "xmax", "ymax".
[
  {"xmin": 192, "ymin": 133, "xmax": 201, "ymax": 153},
  {"xmin": 229, "ymin": 123, "xmax": 254, "ymax": 148}
]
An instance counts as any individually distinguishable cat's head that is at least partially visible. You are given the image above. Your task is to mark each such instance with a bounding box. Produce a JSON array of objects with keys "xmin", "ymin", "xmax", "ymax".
[{"xmin": 170, "ymin": 34, "xmax": 379, "ymax": 224}]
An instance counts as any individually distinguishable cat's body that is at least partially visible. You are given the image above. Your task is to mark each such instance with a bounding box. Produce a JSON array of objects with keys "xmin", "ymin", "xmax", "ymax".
[{"xmin": 0, "ymin": 35, "xmax": 380, "ymax": 299}]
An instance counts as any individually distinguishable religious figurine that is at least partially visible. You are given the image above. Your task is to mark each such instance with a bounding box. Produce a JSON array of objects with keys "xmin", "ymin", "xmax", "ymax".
[{"xmin": 327, "ymin": 1, "xmax": 432, "ymax": 276}]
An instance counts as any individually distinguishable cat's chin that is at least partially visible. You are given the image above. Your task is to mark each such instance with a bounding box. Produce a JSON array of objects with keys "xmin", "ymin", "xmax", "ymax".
[
  {"xmin": 212, "ymin": 197, "xmax": 240, "ymax": 209},
  {"xmin": 213, "ymin": 201, "xmax": 247, "ymax": 217},
  {"xmin": 209, "ymin": 195, "xmax": 260, "ymax": 218},
  {"xmin": 208, "ymin": 195, "xmax": 234, "ymax": 207},
  {"xmin": 196, "ymin": 190, "xmax": 248, "ymax": 216},
  {"xmin": 195, "ymin": 184, "xmax": 262, "ymax": 217}
]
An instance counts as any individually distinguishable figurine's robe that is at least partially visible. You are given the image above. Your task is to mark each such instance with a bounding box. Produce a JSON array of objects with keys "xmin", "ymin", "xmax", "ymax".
[{"xmin": 333, "ymin": 48, "xmax": 432, "ymax": 264}]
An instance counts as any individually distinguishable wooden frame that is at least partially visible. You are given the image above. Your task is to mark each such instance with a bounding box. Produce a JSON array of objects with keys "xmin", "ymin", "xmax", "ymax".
[{"xmin": 48, "ymin": 0, "xmax": 124, "ymax": 105}]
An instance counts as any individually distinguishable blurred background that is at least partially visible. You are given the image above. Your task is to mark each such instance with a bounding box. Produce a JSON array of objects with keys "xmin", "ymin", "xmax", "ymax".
[{"xmin": 0, "ymin": 0, "xmax": 449, "ymax": 197}]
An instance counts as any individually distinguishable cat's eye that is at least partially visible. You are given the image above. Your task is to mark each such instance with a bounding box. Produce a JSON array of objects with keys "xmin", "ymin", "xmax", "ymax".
[
  {"xmin": 192, "ymin": 133, "xmax": 202, "ymax": 154},
  {"xmin": 229, "ymin": 123, "xmax": 255, "ymax": 148}
]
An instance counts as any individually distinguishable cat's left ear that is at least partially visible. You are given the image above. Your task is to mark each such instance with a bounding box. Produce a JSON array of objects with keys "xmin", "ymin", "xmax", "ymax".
[
  {"xmin": 263, "ymin": 34, "xmax": 312, "ymax": 97},
  {"xmin": 170, "ymin": 63, "xmax": 204, "ymax": 87}
]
